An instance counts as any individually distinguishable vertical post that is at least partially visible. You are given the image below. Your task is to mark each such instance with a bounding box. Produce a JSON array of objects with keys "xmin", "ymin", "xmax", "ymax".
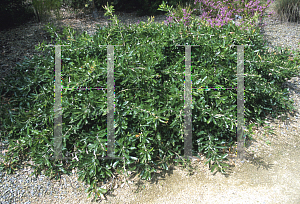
[
  {"xmin": 91, "ymin": 0, "xmax": 98, "ymax": 19},
  {"xmin": 31, "ymin": 1, "xmax": 41, "ymax": 23},
  {"xmin": 178, "ymin": 43, "xmax": 247, "ymax": 162},
  {"xmin": 107, "ymin": 45, "xmax": 115, "ymax": 159},
  {"xmin": 51, "ymin": 44, "xmax": 122, "ymax": 162},
  {"xmin": 237, "ymin": 45, "xmax": 245, "ymax": 161},
  {"xmin": 54, "ymin": 45, "xmax": 63, "ymax": 161},
  {"xmin": 98, "ymin": 44, "xmax": 123, "ymax": 160},
  {"xmin": 184, "ymin": 45, "xmax": 192, "ymax": 159}
]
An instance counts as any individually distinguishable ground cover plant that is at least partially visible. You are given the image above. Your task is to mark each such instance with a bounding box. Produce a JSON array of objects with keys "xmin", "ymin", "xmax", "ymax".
[{"xmin": 1, "ymin": 0, "xmax": 300, "ymax": 201}]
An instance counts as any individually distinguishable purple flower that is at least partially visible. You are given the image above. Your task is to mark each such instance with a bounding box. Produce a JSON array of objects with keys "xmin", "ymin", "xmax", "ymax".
[{"xmin": 163, "ymin": 0, "xmax": 275, "ymax": 31}]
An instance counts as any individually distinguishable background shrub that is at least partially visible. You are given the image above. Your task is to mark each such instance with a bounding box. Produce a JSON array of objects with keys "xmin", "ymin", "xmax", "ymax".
[
  {"xmin": 273, "ymin": 0, "xmax": 300, "ymax": 23},
  {"xmin": 0, "ymin": 0, "xmax": 36, "ymax": 30}
]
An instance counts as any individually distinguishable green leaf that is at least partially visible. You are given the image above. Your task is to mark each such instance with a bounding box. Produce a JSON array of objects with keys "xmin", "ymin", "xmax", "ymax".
[
  {"xmin": 212, "ymin": 118, "xmax": 217, "ymax": 125},
  {"xmin": 105, "ymin": 169, "xmax": 112, "ymax": 177},
  {"xmin": 147, "ymin": 153, "xmax": 151, "ymax": 161},
  {"xmin": 156, "ymin": 132, "xmax": 161, "ymax": 141},
  {"xmin": 211, "ymin": 163, "xmax": 217, "ymax": 172},
  {"xmin": 129, "ymin": 156, "xmax": 138, "ymax": 160},
  {"xmin": 207, "ymin": 116, "xmax": 212, "ymax": 124},
  {"xmin": 97, "ymin": 187, "xmax": 108, "ymax": 194},
  {"xmin": 45, "ymin": 159, "xmax": 51, "ymax": 167}
]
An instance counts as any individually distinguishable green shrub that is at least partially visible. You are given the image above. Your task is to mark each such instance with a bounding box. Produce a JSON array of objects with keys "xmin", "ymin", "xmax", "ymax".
[
  {"xmin": 31, "ymin": 0, "xmax": 63, "ymax": 22},
  {"xmin": 0, "ymin": 1, "xmax": 300, "ymax": 202}
]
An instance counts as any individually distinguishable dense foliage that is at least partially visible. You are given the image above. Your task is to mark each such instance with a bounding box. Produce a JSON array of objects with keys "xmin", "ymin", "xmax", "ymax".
[
  {"xmin": 0, "ymin": 0, "xmax": 179, "ymax": 30},
  {"xmin": 1, "ymin": 0, "xmax": 300, "ymax": 202}
]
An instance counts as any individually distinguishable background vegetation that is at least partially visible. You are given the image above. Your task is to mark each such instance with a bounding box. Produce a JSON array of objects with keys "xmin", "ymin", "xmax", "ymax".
[
  {"xmin": 0, "ymin": 0, "xmax": 36, "ymax": 30},
  {"xmin": 0, "ymin": 0, "xmax": 193, "ymax": 30}
]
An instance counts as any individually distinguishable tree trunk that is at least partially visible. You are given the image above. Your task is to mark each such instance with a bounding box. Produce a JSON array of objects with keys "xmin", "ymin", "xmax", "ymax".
[
  {"xmin": 91, "ymin": 0, "xmax": 98, "ymax": 19},
  {"xmin": 31, "ymin": 3, "xmax": 41, "ymax": 23}
]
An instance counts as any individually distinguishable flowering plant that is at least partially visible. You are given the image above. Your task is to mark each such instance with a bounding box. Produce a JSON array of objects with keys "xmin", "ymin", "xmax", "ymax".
[{"xmin": 158, "ymin": 0, "xmax": 275, "ymax": 32}]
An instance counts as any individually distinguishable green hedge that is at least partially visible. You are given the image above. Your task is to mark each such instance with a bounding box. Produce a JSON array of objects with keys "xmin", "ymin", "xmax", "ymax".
[{"xmin": 0, "ymin": 4, "xmax": 299, "ymax": 201}]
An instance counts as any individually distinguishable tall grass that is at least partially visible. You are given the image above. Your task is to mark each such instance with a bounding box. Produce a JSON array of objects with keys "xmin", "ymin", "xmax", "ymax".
[{"xmin": 273, "ymin": 0, "xmax": 300, "ymax": 23}]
